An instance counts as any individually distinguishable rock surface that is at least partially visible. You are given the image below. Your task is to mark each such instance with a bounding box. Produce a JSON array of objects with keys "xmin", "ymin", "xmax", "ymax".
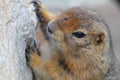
[{"xmin": 0, "ymin": 0, "xmax": 36, "ymax": 80}]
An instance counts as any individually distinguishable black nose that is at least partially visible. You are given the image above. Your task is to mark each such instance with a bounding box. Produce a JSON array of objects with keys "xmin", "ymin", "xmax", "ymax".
[{"xmin": 48, "ymin": 26, "xmax": 53, "ymax": 33}]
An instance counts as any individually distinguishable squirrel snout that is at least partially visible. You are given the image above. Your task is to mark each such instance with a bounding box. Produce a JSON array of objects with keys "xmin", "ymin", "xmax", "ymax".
[
  {"xmin": 47, "ymin": 19, "xmax": 58, "ymax": 34},
  {"xmin": 48, "ymin": 26, "xmax": 53, "ymax": 33}
]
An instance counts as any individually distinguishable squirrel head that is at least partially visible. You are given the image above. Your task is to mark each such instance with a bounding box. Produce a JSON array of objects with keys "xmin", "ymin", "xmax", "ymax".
[{"xmin": 47, "ymin": 7, "xmax": 106, "ymax": 56}]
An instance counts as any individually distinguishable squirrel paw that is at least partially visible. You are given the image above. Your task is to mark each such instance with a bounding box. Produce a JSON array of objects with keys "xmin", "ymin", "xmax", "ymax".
[
  {"xmin": 30, "ymin": 0, "xmax": 46, "ymax": 23},
  {"xmin": 25, "ymin": 38, "xmax": 41, "ymax": 68}
]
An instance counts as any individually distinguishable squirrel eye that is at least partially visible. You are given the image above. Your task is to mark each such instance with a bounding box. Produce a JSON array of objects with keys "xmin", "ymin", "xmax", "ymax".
[
  {"xmin": 64, "ymin": 17, "xmax": 69, "ymax": 20},
  {"xmin": 72, "ymin": 32, "xmax": 85, "ymax": 38}
]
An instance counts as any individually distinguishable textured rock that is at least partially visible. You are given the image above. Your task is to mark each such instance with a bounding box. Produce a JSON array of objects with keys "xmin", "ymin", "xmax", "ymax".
[{"xmin": 0, "ymin": 0, "xmax": 37, "ymax": 80}]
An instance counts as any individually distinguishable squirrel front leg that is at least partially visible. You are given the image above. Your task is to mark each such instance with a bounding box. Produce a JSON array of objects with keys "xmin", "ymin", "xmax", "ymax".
[
  {"xmin": 25, "ymin": 39, "xmax": 42, "ymax": 70},
  {"xmin": 31, "ymin": 0, "xmax": 55, "ymax": 40},
  {"xmin": 25, "ymin": 39, "xmax": 53, "ymax": 80},
  {"xmin": 26, "ymin": 0, "xmax": 54, "ymax": 68},
  {"xmin": 25, "ymin": 1, "xmax": 56, "ymax": 79},
  {"xmin": 31, "ymin": 0, "xmax": 54, "ymax": 23}
]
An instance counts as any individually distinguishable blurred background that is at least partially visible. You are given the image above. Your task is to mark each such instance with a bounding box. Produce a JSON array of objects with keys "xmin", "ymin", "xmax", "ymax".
[{"xmin": 41, "ymin": 0, "xmax": 120, "ymax": 61}]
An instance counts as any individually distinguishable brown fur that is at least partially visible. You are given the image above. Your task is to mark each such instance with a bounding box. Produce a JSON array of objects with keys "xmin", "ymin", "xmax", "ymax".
[{"xmin": 26, "ymin": 1, "xmax": 117, "ymax": 80}]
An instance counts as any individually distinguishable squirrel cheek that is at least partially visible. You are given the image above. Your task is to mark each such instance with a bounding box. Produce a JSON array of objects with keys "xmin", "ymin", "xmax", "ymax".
[{"xmin": 54, "ymin": 31, "xmax": 65, "ymax": 42}]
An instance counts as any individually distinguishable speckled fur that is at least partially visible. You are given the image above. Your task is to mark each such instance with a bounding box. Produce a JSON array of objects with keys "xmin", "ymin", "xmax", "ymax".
[{"xmin": 25, "ymin": 1, "xmax": 119, "ymax": 80}]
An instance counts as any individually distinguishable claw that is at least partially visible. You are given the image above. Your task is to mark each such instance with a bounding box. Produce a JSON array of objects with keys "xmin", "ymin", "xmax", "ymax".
[
  {"xmin": 30, "ymin": 0, "xmax": 42, "ymax": 9},
  {"xmin": 25, "ymin": 38, "xmax": 41, "ymax": 64},
  {"xmin": 25, "ymin": 38, "xmax": 37, "ymax": 54},
  {"xmin": 30, "ymin": 0, "xmax": 45, "ymax": 22},
  {"xmin": 25, "ymin": 45, "xmax": 31, "ymax": 63},
  {"xmin": 25, "ymin": 39, "xmax": 35, "ymax": 56},
  {"xmin": 30, "ymin": 0, "xmax": 42, "ymax": 5},
  {"xmin": 31, "ymin": 40, "xmax": 37, "ymax": 50}
]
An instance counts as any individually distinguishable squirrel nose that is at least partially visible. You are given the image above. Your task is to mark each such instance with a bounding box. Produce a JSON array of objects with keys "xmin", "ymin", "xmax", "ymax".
[
  {"xmin": 47, "ymin": 19, "xmax": 57, "ymax": 34},
  {"xmin": 48, "ymin": 26, "xmax": 53, "ymax": 33}
]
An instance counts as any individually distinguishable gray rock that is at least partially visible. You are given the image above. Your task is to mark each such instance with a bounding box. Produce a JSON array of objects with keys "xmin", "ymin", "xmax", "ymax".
[{"xmin": 0, "ymin": 0, "xmax": 36, "ymax": 80}]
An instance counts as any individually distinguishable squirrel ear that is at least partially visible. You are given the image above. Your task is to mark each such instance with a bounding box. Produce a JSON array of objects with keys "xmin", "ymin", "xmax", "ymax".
[{"xmin": 94, "ymin": 33, "xmax": 105, "ymax": 45}]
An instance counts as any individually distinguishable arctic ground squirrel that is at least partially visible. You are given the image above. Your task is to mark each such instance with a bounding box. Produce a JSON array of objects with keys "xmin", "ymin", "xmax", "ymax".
[{"xmin": 25, "ymin": 0, "xmax": 119, "ymax": 80}]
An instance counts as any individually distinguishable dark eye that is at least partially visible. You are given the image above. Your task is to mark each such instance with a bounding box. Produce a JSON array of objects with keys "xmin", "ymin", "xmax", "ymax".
[
  {"xmin": 64, "ymin": 17, "xmax": 69, "ymax": 20},
  {"xmin": 72, "ymin": 32, "xmax": 85, "ymax": 38}
]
